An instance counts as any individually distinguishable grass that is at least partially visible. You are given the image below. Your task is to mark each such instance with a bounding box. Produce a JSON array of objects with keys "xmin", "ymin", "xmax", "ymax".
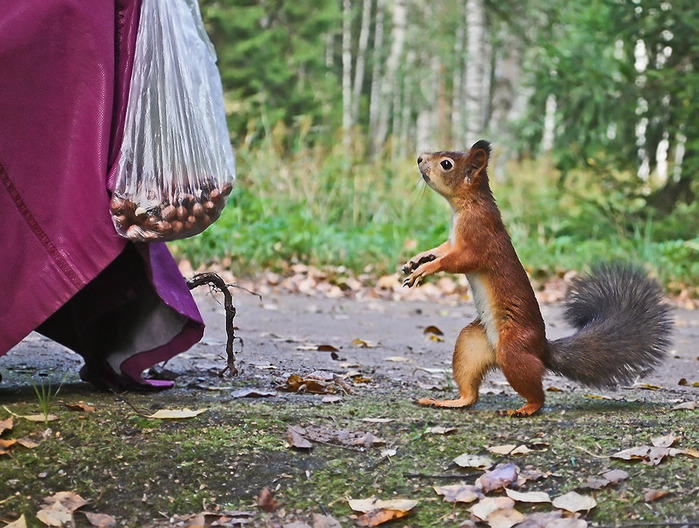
[
  {"xmin": 26, "ymin": 373, "xmax": 67, "ymax": 424},
  {"xmin": 170, "ymin": 139, "xmax": 699, "ymax": 293},
  {"xmin": 0, "ymin": 384, "xmax": 696, "ymax": 527}
]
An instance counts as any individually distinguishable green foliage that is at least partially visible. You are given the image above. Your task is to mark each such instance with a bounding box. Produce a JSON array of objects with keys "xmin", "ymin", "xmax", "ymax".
[{"xmin": 200, "ymin": 0, "xmax": 341, "ymax": 145}]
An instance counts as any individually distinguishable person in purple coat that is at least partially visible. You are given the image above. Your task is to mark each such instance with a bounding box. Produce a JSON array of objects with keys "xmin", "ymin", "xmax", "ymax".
[{"xmin": 0, "ymin": 0, "xmax": 205, "ymax": 389}]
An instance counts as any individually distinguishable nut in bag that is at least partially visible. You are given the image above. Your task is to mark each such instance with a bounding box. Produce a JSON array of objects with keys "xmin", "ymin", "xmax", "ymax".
[{"xmin": 110, "ymin": 0, "xmax": 236, "ymax": 242}]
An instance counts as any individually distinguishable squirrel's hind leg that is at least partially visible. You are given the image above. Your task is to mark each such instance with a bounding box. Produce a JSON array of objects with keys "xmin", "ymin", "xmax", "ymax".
[
  {"xmin": 497, "ymin": 335, "xmax": 546, "ymax": 417},
  {"xmin": 419, "ymin": 321, "xmax": 496, "ymax": 408}
]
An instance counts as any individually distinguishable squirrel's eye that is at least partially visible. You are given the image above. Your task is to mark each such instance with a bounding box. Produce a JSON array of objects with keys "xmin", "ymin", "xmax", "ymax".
[{"xmin": 440, "ymin": 159, "xmax": 453, "ymax": 171}]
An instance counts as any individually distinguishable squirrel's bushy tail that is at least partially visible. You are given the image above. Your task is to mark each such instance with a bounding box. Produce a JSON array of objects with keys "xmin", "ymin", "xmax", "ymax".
[{"xmin": 545, "ymin": 263, "xmax": 673, "ymax": 388}]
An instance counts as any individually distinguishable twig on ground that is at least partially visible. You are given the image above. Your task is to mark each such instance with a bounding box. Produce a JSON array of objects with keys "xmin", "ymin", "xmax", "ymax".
[{"xmin": 186, "ymin": 272, "xmax": 243, "ymax": 377}]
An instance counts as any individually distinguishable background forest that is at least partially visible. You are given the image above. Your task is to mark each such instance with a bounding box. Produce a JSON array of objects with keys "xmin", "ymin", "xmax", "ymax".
[{"xmin": 175, "ymin": 0, "xmax": 699, "ymax": 295}]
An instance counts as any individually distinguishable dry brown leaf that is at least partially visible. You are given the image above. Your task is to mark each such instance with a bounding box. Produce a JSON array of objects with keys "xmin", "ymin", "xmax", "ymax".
[
  {"xmin": 348, "ymin": 498, "xmax": 418, "ymax": 514},
  {"xmin": 551, "ymin": 491, "xmax": 597, "ymax": 512},
  {"xmin": 487, "ymin": 507, "xmax": 526, "ymax": 528},
  {"xmin": 317, "ymin": 344, "xmax": 339, "ymax": 352},
  {"xmin": 385, "ymin": 356, "xmax": 410, "ymax": 362},
  {"xmin": 651, "ymin": 434, "xmax": 678, "ymax": 448},
  {"xmin": 82, "ymin": 512, "xmax": 117, "ymax": 528},
  {"xmin": 351, "ymin": 338, "xmax": 375, "ymax": 348},
  {"xmin": 511, "ymin": 445, "xmax": 532, "ymax": 455},
  {"xmin": 476, "ymin": 463, "xmax": 519, "ymax": 492},
  {"xmin": 434, "ymin": 484, "xmax": 483, "ymax": 504},
  {"xmin": 583, "ymin": 393, "xmax": 611, "ymax": 400},
  {"xmin": 287, "ymin": 426, "xmax": 313, "ymax": 450},
  {"xmin": 0, "ymin": 417, "xmax": 13, "ymax": 435},
  {"xmin": 423, "ymin": 325, "xmax": 443, "ymax": 336},
  {"xmin": 546, "ymin": 386, "xmax": 564, "ymax": 392},
  {"xmin": 601, "ymin": 469, "xmax": 630, "ymax": 484},
  {"xmin": 424, "ymin": 426, "xmax": 456, "ymax": 435},
  {"xmin": 63, "ymin": 401, "xmax": 95, "ymax": 413},
  {"xmin": 637, "ymin": 383, "xmax": 662, "ymax": 390},
  {"xmin": 487, "ymin": 444, "xmax": 516, "ymax": 455},
  {"xmin": 357, "ymin": 508, "xmax": 410, "ymax": 527},
  {"xmin": 453, "ymin": 453, "xmax": 494, "ymax": 470},
  {"xmin": 16, "ymin": 437, "xmax": 41, "ymax": 449},
  {"xmin": 510, "ymin": 511, "xmax": 566, "ymax": 528},
  {"xmin": 0, "ymin": 438, "xmax": 17, "ymax": 449},
  {"xmin": 470, "ymin": 497, "xmax": 515, "ymax": 521},
  {"xmin": 505, "ymin": 489, "xmax": 551, "ymax": 504},
  {"xmin": 147, "ymin": 409, "xmax": 206, "ymax": 419},
  {"xmin": 610, "ymin": 445, "xmax": 651, "ymax": 462},
  {"xmin": 281, "ymin": 374, "xmax": 335, "ymax": 394},
  {"xmin": 36, "ymin": 506, "xmax": 73, "ymax": 527},
  {"xmin": 322, "ymin": 395, "xmax": 343, "ymax": 404},
  {"xmin": 671, "ymin": 401, "xmax": 696, "ymax": 411},
  {"xmin": 43, "ymin": 491, "xmax": 88, "ymax": 513},
  {"xmin": 310, "ymin": 514, "xmax": 342, "ymax": 528},
  {"xmin": 643, "ymin": 489, "xmax": 670, "ymax": 502},
  {"xmin": 4, "ymin": 514, "xmax": 27, "ymax": 528},
  {"xmin": 257, "ymin": 487, "xmax": 279, "ymax": 512}
]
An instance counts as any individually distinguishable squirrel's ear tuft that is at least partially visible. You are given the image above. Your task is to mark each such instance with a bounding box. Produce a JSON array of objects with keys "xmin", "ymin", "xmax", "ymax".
[{"xmin": 467, "ymin": 139, "xmax": 491, "ymax": 175}]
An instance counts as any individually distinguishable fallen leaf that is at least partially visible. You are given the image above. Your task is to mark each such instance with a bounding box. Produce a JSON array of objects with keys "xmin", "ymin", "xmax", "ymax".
[
  {"xmin": 583, "ymin": 394, "xmax": 611, "ymax": 400},
  {"xmin": 470, "ymin": 497, "xmax": 515, "ymax": 521},
  {"xmin": 651, "ymin": 434, "xmax": 678, "ymax": 448},
  {"xmin": 505, "ymin": 489, "xmax": 551, "ymax": 504},
  {"xmin": 281, "ymin": 374, "xmax": 335, "ymax": 395},
  {"xmin": 4, "ymin": 514, "xmax": 27, "ymax": 528},
  {"xmin": 428, "ymin": 334, "xmax": 444, "ymax": 342},
  {"xmin": 361, "ymin": 418, "xmax": 395, "ymax": 423},
  {"xmin": 610, "ymin": 445, "xmax": 651, "ymax": 462},
  {"xmin": 511, "ymin": 511, "xmax": 565, "ymax": 528},
  {"xmin": 63, "ymin": 401, "xmax": 94, "ymax": 413},
  {"xmin": 311, "ymin": 513, "xmax": 342, "ymax": 528},
  {"xmin": 476, "ymin": 463, "xmax": 519, "ymax": 492},
  {"xmin": 551, "ymin": 491, "xmax": 597, "ymax": 513},
  {"xmin": 351, "ymin": 338, "xmax": 374, "ymax": 348},
  {"xmin": 424, "ymin": 426, "xmax": 456, "ymax": 435},
  {"xmin": 36, "ymin": 506, "xmax": 73, "ymax": 527},
  {"xmin": 317, "ymin": 344, "xmax": 339, "ymax": 352},
  {"xmin": 231, "ymin": 388, "xmax": 277, "ymax": 398},
  {"xmin": 601, "ymin": 469, "xmax": 629, "ymax": 484},
  {"xmin": 671, "ymin": 401, "xmax": 696, "ymax": 411},
  {"xmin": 643, "ymin": 489, "xmax": 670, "ymax": 502},
  {"xmin": 423, "ymin": 325, "xmax": 443, "ymax": 336},
  {"xmin": 453, "ymin": 453, "xmax": 494, "ymax": 470},
  {"xmin": 546, "ymin": 386, "xmax": 564, "ymax": 392},
  {"xmin": 322, "ymin": 395, "xmax": 343, "ymax": 404},
  {"xmin": 82, "ymin": 512, "xmax": 117, "ymax": 528},
  {"xmin": 357, "ymin": 508, "xmax": 410, "ymax": 527},
  {"xmin": 43, "ymin": 491, "xmax": 88, "ymax": 513},
  {"xmin": 0, "ymin": 417, "xmax": 13, "ymax": 435},
  {"xmin": 287, "ymin": 426, "xmax": 313, "ymax": 450},
  {"xmin": 257, "ymin": 487, "xmax": 279, "ymax": 512},
  {"xmin": 348, "ymin": 498, "xmax": 418, "ymax": 514},
  {"xmin": 380, "ymin": 448, "xmax": 397, "ymax": 458},
  {"xmin": 385, "ymin": 356, "xmax": 410, "ymax": 362},
  {"xmin": 487, "ymin": 444, "xmax": 516, "ymax": 455},
  {"xmin": 146, "ymin": 409, "xmax": 206, "ymax": 419},
  {"xmin": 434, "ymin": 484, "xmax": 483, "ymax": 504},
  {"xmin": 487, "ymin": 507, "xmax": 526, "ymax": 528},
  {"xmin": 637, "ymin": 383, "xmax": 662, "ymax": 390}
]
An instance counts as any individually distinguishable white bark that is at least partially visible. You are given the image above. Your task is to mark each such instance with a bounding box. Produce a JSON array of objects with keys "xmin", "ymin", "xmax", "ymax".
[
  {"xmin": 368, "ymin": 0, "xmax": 385, "ymax": 144},
  {"xmin": 351, "ymin": 0, "xmax": 373, "ymax": 127},
  {"xmin": 464, "ymin": 0, "xmax": 486, "ymax": 147},
  {"xmin": 541, "ymin": 93, "xmax": 557, "ymax": 152},
  {"xmin": 452, "ymin": 9, "xmax": 465, "ymax": 147},
  {"xmin": 373, "ymin": 0, "xmax": 407, "ymax": 154},
  {"xmin": 342, "ymin": 0, "xmax": 353, "ymax": 148}
]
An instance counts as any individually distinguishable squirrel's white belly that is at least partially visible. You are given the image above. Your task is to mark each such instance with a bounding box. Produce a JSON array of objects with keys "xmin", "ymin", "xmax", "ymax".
[{"xmin": 466, "ymin": 273, "xmax": 499, "ymax": 349}]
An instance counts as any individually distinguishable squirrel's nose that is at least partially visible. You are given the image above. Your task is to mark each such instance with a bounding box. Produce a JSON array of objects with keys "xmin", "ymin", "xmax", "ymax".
[{"xmin": 417, "ymin": 156, "xmax": 423, "ymax": 165}]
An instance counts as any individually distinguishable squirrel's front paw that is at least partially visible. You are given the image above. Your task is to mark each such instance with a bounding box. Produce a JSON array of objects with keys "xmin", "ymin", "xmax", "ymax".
[
  {"xmin": 403, "ymin": 269, "xmax": 423, "ymax": 288},
  {"xmin": 402, "ymin": 253, "xmax": 436, "ymax": 275}
]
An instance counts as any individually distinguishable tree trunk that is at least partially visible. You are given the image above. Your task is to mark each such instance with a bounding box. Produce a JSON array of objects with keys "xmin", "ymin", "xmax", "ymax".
[
  {"xmin": 368, "ymin": 0, "xmax": 385, "ymax": 150},
  {"xmin": 451, "ymin": 3, "xmax": 465, "ymax": 148},
  {"xmin": 464, "ymin": 0, "xmax": 486, "ymax": 147},
  {"xmin": 373, "ymin": 0, "xmax": 407, "ymax": 155},
  {"xmin": 351, "ymin": 0, "xmax": 373, "ymax": 128},
  {"xmin": 342, "ymin": 0, "xmax": 353, "ymax": 148}
]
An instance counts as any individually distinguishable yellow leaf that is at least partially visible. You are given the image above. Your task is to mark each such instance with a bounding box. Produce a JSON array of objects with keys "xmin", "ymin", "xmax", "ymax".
[
  {"xmin": 147, "ymin": 409, "xmax": 206, "ymax": 419},
  {"xmin": 423, "ymin": 325, "xmax": 443, "ymax": 336}
]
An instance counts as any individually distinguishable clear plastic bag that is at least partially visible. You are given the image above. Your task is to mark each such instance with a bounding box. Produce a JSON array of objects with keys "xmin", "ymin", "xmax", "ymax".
[{"xmin": 110, "ymin": 0, "xmax": 236, "ymax": 242}]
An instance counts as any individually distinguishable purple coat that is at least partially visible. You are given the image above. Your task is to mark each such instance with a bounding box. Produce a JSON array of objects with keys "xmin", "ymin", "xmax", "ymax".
[{"xmin": 0, "ymin": 0, "xmax": 204, "ymax": 389}]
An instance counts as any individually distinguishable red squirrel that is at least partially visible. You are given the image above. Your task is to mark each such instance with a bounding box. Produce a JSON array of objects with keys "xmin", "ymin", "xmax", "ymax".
[{"xmin": 402, "ymin": 140, "xmax": 672, "ymax": 416}]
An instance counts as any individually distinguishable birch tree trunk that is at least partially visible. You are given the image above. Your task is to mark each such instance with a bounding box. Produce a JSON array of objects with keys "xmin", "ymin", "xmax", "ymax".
[
  {"xmin": 372, "ymin": 0, "xmax": 407, "ymax": 154},
  {"xmin": 452, "ymin": 1, "xmax": 465, "ymax": 147},
  {"xmin": 368, "ymin": 0, "xmax": 385, "ymax": 147},
  {"xmin": 464, "ymin": 0, "xmax": 486, "ymax": 147},
  {"xmin": 342, "ymin": 0, "xmax": 353, "ymax": 148},
  {"xmin": 351, "ymin": 0, "xmax": 373, "ymax": 128}
]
